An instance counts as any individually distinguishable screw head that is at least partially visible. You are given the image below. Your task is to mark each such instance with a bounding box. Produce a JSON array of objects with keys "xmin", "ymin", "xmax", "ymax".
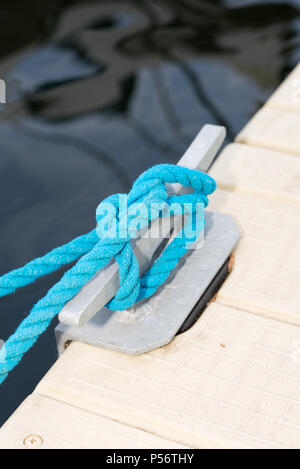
[{"xmin": 23, "ymin": 434, "xmax": 43, "ymax": 449}]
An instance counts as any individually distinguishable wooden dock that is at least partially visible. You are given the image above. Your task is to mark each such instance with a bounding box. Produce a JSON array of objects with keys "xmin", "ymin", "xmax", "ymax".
[{"xmin": 1, "ymin": 64, "xmax": 300, "ymax": 449}]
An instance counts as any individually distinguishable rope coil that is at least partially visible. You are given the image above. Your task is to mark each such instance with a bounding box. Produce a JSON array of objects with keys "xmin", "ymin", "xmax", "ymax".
[{"xmin": 0, "ymin": 164, "xmax": 216, "ymax": 384}]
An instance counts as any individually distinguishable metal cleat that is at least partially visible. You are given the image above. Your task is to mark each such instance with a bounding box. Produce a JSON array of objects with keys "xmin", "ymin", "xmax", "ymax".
[{"xmin": 55, "ymin": 125, "xmax": 240, "ymax": 355}]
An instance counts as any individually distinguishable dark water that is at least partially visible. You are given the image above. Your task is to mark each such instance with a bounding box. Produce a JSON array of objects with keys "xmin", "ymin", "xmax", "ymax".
[{"xmin": 0, "ymin": 0, "xmax": 300, "ymax": 426}]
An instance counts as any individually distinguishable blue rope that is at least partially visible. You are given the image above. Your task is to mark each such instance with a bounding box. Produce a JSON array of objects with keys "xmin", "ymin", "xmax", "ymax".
[{"xmin": 0, "ymin": 164, "xmax": 216, "ymax": 383}]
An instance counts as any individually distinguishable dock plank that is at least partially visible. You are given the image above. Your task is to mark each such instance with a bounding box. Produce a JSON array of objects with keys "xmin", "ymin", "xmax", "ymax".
[
  {"xmin": 267, "ymin": 64, "xmax": 300, "ymax": 113},
  {"xmin": 35, "ymin": 303, "xmax": 300, "ymax": 449},
  {"xmin": 0, "ymin": 394, "xmax": 187, "ymax": 449},
  {"xmin": 209, "ymin": 143, "xmax": 300, "ymax": 205},
  {"xmin": 236, "ymin": 106, "xmax": 300, "ymax": 155},
  {"xmin": 209, "ymin": 190, "xmax": 300, "ymax": 325}
]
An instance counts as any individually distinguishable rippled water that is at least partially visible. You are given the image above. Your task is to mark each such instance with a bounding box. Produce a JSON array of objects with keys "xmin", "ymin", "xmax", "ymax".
[{"xmin": 0, "ymin": 0, "xmax": 300, "ymax": 425}]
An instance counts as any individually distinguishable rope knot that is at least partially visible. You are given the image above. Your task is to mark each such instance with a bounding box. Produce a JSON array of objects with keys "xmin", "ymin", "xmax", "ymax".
[
  {"xmin": 0, "ymin": 163, "xmax": 216, "ymax": 384},
  {"xmin": 93, "ymin": 164, "xmax": 216, "ymax": 311}
]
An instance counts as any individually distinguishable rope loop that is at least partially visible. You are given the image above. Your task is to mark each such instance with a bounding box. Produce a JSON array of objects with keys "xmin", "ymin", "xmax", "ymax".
[{"xmin": 0, "ymin": 164, "xmax": 216, "ymax": 383}]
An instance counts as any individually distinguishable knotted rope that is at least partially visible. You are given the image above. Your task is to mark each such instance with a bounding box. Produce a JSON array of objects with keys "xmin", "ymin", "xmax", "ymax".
[{"xmin": 0, "ymin": 164, "xmax": 216, "ymax": 383}]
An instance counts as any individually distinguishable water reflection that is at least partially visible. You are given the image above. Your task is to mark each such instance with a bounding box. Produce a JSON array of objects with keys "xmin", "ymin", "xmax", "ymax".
[{"xmin": 0, "ymin": 0, "xmax": 300, "ymax": 425}]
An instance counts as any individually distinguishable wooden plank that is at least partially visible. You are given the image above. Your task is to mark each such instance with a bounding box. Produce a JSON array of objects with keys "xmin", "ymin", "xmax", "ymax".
[
  {"xmin": 209, "ymin": 143, "xmax": 300, "ymax": 205},
  {"xmin": 208, "ymin": 190, "xmax": 300, "ymax": 325},
  {"xmin": 267, "ymin": 64, "xmax": 300, "ymax": 113},
  {"xmin": 236, "ymin": 106, "xmax": 300, "ymax": 155},
  {"xmin": 0, "ymin": 394, "xmax": 188, "ymax": 449},
  {"xmin": 35, "ymin": 302, "xmax": 300, "ymax": 449}
]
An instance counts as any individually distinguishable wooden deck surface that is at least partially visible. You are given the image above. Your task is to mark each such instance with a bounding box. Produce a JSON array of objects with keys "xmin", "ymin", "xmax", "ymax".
[{"xmin": 1, "ymin": 64, "xmax": 300, "ymax": 449}]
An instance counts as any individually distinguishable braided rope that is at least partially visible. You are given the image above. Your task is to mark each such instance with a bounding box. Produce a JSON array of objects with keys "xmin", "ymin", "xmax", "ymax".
[{"xmin": 0, "ymin": 164, "xmax": 216, "ymax": 383}]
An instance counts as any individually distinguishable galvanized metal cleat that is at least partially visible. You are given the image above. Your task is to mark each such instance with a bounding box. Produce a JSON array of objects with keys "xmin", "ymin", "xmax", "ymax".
[{"xmin": 55, "ymin": 125, "xmax": 240, "ymax": 355}]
